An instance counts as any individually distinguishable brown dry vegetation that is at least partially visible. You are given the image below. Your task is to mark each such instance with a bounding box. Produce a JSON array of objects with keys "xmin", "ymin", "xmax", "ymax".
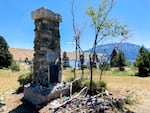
[
  {"xmin": 9, "ymin": 48, "xmax": 91, "ymax": 61},
  {"xmin": 9, "ymin": 48, "xmax": 34, "ymax": 61},
  {"xmin": 0, "ymin": 67, "xmax": 150, "ymax": 112},
  {"xmin": 0, "ymin": 65, "xmax": 30, "ymax": 94},
  {"xmin": 0, "ymin": 69, "xmax": 20, "ymax": 93}
]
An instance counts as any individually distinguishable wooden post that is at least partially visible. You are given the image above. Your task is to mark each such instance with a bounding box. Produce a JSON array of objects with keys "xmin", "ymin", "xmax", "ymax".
[{"xmin": 89, "ymin": 57, "xmax": 93, "ymax": 95}]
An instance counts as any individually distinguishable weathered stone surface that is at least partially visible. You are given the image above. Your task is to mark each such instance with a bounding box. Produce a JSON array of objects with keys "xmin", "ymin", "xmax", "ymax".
[
  {"xmin": 24, "ymin": 83, "xmax": 70, "ymax": 105},
  {"xmin": 32, "ymin": 7, "xmax": 61, "ymax": 84},
  {"xmin": 32, "ymin": 7, "xmax": 62, "ymax": 22},
  {"xmin": 24, "ymin": 8, "xmax": 66, "ymax": 105}
]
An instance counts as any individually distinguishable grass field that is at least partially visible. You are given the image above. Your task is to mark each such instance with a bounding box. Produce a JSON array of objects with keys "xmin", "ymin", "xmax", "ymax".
[
  {"xmin": 0, "ymin": 66, "xmax": 147, "ymax": 94},
  {"xmin": 62, "ymin": 67, "xmax": 150, "ymax": 92},
  {"xmin": 0, "ymin": 66, "xmax": 150, "ymax": 112},
  {"xmin": 0, "ymin": 69, "xmax": 20, "ymax": 94},
  {"xmin": 0, "ymin": 65, "xmax": 30, "ymax": 94}
]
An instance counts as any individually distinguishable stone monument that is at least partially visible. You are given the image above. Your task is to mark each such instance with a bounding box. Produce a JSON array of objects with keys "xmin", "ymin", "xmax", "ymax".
[
  {"xmin": 24, "ymin": 7, "xmax": 69, "ymax": 105},
  {"xmin": 32, "ymin": 7, "xmax": 62, "ymax": 85}
]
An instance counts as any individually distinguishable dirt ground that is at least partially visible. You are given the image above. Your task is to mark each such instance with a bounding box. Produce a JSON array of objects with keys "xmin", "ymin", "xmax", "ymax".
[{"xmin": 103, "ymin": 76, "xmax": 150, "ymax": 113}]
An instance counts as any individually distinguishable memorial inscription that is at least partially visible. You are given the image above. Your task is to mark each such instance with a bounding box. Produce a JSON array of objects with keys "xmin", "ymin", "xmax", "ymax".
[{"xmin": 46, "ymin": 52, "xmax": 58, "ymax": 62}]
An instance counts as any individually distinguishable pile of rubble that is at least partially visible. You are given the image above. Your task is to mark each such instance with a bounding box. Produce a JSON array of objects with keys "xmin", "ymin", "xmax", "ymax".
[
  {"xmin": 0, "ymin": 90, "xmax": 14, "ymax": 113},
  {"xmin": 0, "ymin": 99, "xmax": 6, "ymax": 113},
  {"xmin": 49, "ymin": 88, "xmax": 133, "ymax": 113}
]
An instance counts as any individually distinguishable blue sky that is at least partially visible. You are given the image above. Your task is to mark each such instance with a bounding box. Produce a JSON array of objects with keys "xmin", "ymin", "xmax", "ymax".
[{"xmin": 0, "ymin": 0, "xmax": 150, "ymax": 51}]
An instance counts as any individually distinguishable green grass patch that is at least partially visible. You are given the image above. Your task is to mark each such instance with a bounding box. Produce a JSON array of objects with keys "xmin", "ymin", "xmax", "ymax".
[
  {"xmin": 105, "ymin": 67, "xmax": 137, "ymax": 76},
  {"xmin": 125, "ymin": 95, "xmax": 134, "ymax": 105}
]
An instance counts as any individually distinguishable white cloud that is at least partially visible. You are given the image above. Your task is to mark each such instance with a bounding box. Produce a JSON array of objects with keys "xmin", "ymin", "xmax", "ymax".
[{"xmin": 67, "ymin": 41, "xmax": 75, "ymax": 45}]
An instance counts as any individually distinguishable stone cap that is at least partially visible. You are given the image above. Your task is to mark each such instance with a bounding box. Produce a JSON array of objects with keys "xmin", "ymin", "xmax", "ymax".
[{"xmin": 32, "ymin": 7, "xmax": 62, "ymax": 22}]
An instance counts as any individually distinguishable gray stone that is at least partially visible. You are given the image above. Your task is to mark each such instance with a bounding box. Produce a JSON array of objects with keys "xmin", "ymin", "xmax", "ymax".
[
  {"xmin": 32, "ymin": 7, "xmax": 62, "ymax": 84},
  {"xmin": 24, "ymin": 7, "xmax": 69, "ymax": 105},
  {"xmin": 49, "ymin": 90, "xmax": 133, "ymax": 113},
  {"xmin": 32, "ymin": 7, "xmax": 62, "ymax": 22},
  {"xmin": 24, "ymin": 83, "xmax": 70, "ymax": 105}
]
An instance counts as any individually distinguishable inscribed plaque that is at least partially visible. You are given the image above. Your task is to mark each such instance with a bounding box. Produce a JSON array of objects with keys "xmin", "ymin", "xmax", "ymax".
[{"xmin": 46, "ymin": 52, "xmax": 58, "ymax": 61}]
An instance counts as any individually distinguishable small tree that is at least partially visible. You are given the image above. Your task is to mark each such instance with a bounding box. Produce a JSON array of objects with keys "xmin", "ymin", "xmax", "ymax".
[
  {"xmin": 135, "ymin": 46, "xmax": 150, "ymax": 76},
  {"xmin": 10, "ymin": 60, "xmax": 20, "ymax": 71},
  {"xmin": 117, "ymin": 50, "xmax": 126, "ymax": 71},
  {"xmin": 62, "ymin": 51, "xmax": 70, "ymax": 68},
  {"xmin": 110, "ymin": 48, "xmax": 118, "ymax": 67},
  {"xmin": 110, "ymin": 49, "xmax": 126, "ymax": 71},
  {"xmin": 86, "ymin": 0, "xmax": 128, "ymax": 94},
  {"xmin": 25, "ymin": 57, "xmax": 29, "ymax": 64},
  {"xmin": 0, "ymin": 36, "xmax": 13, "ymax": 68}
]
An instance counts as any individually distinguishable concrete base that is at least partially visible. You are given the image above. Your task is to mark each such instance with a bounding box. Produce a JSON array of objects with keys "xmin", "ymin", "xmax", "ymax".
[{"xmin": 24, "ymin": 83, "xmax": 70, "ymax": 105}]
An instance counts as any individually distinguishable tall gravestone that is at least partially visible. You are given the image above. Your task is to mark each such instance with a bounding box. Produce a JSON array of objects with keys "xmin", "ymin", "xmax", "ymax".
[
  {"xmin": 24, "ymin": 7, "xmax": 69, "ymax": 105},
  {"xmin": 32, "ymin": 7, "xmax": 62, "ymax": 84}
]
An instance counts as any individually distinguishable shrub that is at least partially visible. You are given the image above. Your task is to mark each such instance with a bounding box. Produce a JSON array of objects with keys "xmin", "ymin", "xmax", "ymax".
[
  {"xmin": 80, "ymin": 77, "xmax": 89, "ymax": 88},
  {"xmin": 119, "ymin": 67, "xmax": 125, "ymax": 71},
  {"xmin": 88, "ymin": 81, "xmax": 98, "ymax": 95},
  {"xmin": 73, "ymin": 78, "xmax": 107, "ymax": 95},
  {"xmin": 10, "ymin": 60, "xmax": 20, "ymax": 71},
  {"xmin": 98, "ymin": 80, "xmax": 107, "ymax": 92},
  {"xmin": 74, "ymin": 78, "xmax": 89, "ymax": 90},
  {"xmin": 69, "ymin": 77, "xmax": 89, "ymax": 93},
  {"xmin": 99, "ymin": 63, "xmax": 110, "ymax": 71},
  {"xmin": 65, "ymin": 75, "xmax": 74, "ymax": 82},
  {"xmin": 124, "ymin": 96, "xmax": 134, "ymax": 105},
  {"xmin": 70, "ymin": 68, "xmax": 75, "ymax": 73},
  {"xmin": 18, "ymin": 73, "xmax": 32, "ymax": 87},
  {"xmin": 64, "ymin": 75, "xmax": 107, "ymax": 95},
  {"xmin": 28, "ymin": 60, "xmax": 33, "ymax": 65},
  {"xmin": 72, "ymin": 79, "xmax": 83, "ymax": 92}
]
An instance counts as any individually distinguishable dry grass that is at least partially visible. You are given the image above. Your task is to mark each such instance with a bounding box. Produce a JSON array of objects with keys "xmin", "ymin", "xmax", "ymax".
[
  {"xmin": 62, "ymin": 68, "xmax": 150, "ymax": 112},
  {"xmin": 1, "ymin": 67, "xmax": 150, "ymax": 112},
  {"xmin": 1, "ymin": 67, "xmax": 149, "ymax": 95},
  {"xmin": 0, "ymin": 65, "xmax": 30, "ymax": 94},
  {"xmin": 62, "ymin": 68, "xmax": 150, "ymax": 92},
  {"xmin": 0, "ymin": 69, "xmax": 20, "ymax": 94}
]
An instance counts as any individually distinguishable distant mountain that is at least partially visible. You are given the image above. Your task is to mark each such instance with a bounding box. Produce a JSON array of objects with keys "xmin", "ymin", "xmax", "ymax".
[{"xmin": 85, "ymin": 42, "xmax": 149, "ymax": 61}]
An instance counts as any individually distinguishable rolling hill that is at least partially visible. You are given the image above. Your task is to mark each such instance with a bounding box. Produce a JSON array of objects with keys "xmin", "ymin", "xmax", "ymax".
[
  {"xmin": 9, "ymin": 48, "xmax": 90, "ymax": 61},
  {"xmin": 9, "ymin": 48, "xmax": 34, "ymax": 61}
]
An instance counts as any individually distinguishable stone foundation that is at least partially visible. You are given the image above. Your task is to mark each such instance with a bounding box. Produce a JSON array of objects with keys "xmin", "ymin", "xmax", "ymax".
[{"xmin": 24, "ymin": 83, "xmax": 70, "ymax": 105}]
